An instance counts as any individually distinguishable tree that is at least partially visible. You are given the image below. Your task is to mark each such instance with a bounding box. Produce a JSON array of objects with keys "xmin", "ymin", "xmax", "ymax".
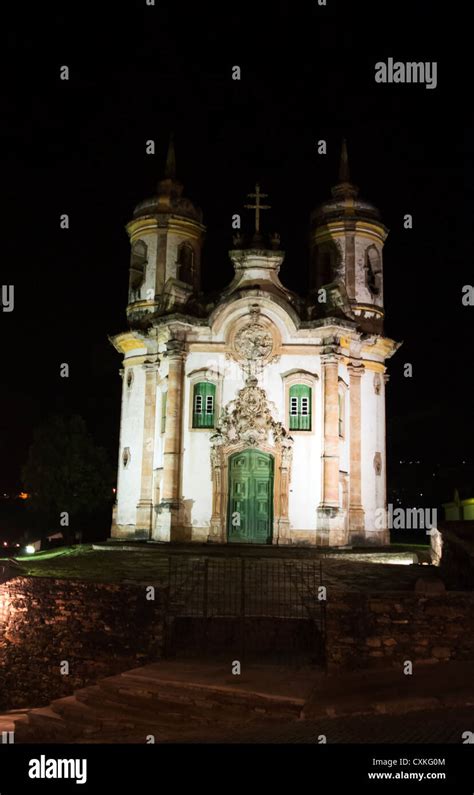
[{"xmin": 22, "ymin": 414, "xmax": 114, "ymax": 543}]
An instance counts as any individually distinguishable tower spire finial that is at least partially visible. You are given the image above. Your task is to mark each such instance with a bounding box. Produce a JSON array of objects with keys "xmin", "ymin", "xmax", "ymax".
[
  {"xmin": 164, "ymin": 133, "xmax": 176, "ymax": 179},
  {"xmin": 338, "ymin": 138, "xmax": 350, "ymax": 184},
  {"xmin": 331, "ymin": 138, "xmax": 358, "ymax": 200}
]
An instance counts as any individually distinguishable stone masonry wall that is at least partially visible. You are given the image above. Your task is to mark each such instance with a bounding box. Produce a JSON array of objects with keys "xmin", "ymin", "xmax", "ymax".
[
  {"xmin": 437, "ymin": 522, "xmax": 474, "ymax": 590},
  {"xmin": 0, "ymin": 576, "xmax": 166, "ymax": 711},
  {"xmin": 326, "ymin": 591, "xmax": 474, "ymax": 671}
]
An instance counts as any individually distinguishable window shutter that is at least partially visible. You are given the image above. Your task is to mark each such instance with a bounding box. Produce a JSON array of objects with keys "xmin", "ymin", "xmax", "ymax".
[
  {"xmin": 193, "ymin": 382, "xmax": 216, "ymax": 428},
  {"xmin": 195, "ymin": 394, "xmax": 203, "ymax": 414},
  {"xmin": 289, "ymin": 384, "xmax": 312, "ymax": 431}
]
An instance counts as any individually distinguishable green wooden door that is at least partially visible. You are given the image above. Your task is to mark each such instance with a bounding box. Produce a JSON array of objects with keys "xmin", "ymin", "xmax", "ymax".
[{"xmin": 228, "ymin": 450, "xmax": 273, "ymax": 544}]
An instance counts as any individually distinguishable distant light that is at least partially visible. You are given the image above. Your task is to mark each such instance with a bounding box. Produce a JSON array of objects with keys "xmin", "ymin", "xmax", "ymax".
[
  {"xmin": 112, "ymin": 488, "xmax": 116, "ymax": 494},
  {"xmin": 17, "ymin": 492, "xmax": 29, "ymax": 500},
  {"xmin": 25, "ymin": 545, "xmax": 35, "ymax": 555},
  {"xmin": 15, "ymin": 543, "xmax": 20, "ymax": 547},
  {"xmin": 2, "ymin": 542, "xmax": 7, "ymax": 547}
]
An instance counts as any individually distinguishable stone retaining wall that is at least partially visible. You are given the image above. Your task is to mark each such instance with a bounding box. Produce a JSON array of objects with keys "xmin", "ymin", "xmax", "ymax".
[
  {"xmin": 326, "ymin": 591, "xmax": 474, "ymax": 670},
  {"xmin": 0, "ymin": 576, "xmax": 166, "ymax": 711},
  {"xmin": 2, "ymin": 576, "xmax": 474, "ymax": 708},
  {"xmin": 436, "ymin": 522, "xmax": 474, "ymax": 589}
]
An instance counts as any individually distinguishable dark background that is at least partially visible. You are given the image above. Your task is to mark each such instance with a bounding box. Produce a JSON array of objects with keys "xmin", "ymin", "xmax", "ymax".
[{"xmin": 1, "ymin": 1, "xmax": 470, "ymax": 520}]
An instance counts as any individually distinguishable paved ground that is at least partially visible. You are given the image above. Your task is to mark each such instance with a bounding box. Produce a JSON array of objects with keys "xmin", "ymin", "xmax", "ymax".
[
  {"xmin": 13, "ymin": 541, "xmax": 436, "ymax": 592},
  {"xmin": 4, "ymin": 660, "xmax": 473, "ymax": 745},
  {"xmin": 195, "ymin": 706, "xmax": 474, "ymax": 744}
]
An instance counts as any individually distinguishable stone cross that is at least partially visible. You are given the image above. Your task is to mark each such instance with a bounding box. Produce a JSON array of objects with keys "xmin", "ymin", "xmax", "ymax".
[{"xmin": 244, "ymin": 183, "xmax": 270, "ymax": 233}]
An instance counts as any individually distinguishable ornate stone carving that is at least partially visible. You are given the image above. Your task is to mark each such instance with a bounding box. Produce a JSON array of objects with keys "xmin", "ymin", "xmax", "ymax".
[
  {"xmin": 235, "ymin": 324, "xmax": 273, "ymax": 361},
  {"xmin": 210, "ymin": 376, "xmax": 293, "ymax": 454},
  {"xmin": 232, "ymin": 305, "xmax": 273, "ymax": 363},
  {"xmin": 209, "ymin": 376, "xmax": 294, "ymax": 545}
]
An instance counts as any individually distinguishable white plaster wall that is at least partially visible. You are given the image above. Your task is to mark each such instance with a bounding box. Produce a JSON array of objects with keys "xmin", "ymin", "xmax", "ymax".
[
  {"xmin": 338, "ymin": 363, "xmax": 350, "ymax": 477},
  {"xmin": 181, "ymin": 354, "xmax": 218, "ymax": 529},
  {"xmin": 376, "ymin": 378, "xmax": 387, "ymax": 518},
  {"xmin": 116, "ymin": 363, "xmax": 146, "ymax": 526},
  {"xmin": 273, "ymin": 354, "xmax": 322, "ymax": 532},
  {"xmin": 179, "ymin": 350, "xmax": 325, "ymax": 535},
  {"xmin": 113, "ymin": 310, "xmax": 389, "ymax": 544},
  {"xmin": 153, "ymin": 387, "xmax": 166, "ymax": 470}
]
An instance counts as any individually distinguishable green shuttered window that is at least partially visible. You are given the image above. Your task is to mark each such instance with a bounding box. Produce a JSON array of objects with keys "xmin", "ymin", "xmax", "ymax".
[
  {"xmin": 289, "ymin": 384, "xmax": 312, "ymax": 431},
  {"xmin": 193, "ymin": 382, "xmax": 216, "ymax": 428}
]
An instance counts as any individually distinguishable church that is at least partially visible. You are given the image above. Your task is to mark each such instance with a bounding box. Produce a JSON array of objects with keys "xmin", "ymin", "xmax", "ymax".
[{"xmin": 110, "ymin": 140, "xmax": 400, "ymax": 547}]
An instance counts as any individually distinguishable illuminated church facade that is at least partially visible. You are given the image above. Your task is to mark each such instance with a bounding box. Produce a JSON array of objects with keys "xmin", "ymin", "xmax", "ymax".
[{"xmin": 110, "ymin": 141, "xmax": 399, "ymax": 546}]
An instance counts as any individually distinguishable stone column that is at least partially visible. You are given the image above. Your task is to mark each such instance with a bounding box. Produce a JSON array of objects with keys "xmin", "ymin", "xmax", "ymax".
[
  {"xmin": 347, "ymin": 363, "xmax": 365, "ymax": 538},
  {"xmin": 156, "ymin": 337, "xmax": 186, "ymax": 540},
  {"xmin": 135, "ymin": 361, "xmax": 159, "ymax": 536},
  {"xmin": 320, "ymin": 355, "xmax": 340, "ymax": 508},
  {"xmin": 276, "ymin": 441, "xmax": 293, "ymax": 544},
  {"xmin": 209, "ymin": 447, "xmax": 224, "ymax": 542}
]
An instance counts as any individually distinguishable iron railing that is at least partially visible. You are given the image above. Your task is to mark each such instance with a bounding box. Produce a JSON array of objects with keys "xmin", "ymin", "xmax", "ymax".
[{"xmin": 164, "ymin": 556, "xmax": 326, "ymax": 665}]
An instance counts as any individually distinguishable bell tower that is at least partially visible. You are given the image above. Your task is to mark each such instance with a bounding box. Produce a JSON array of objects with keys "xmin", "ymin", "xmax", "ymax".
[
  {"xmin": 125, "ymin": 136, "xmax": 206, "ymax": 327},
  {"xmin": 310, "ymin": 140, "xmax": 388, "ymax": 334}
]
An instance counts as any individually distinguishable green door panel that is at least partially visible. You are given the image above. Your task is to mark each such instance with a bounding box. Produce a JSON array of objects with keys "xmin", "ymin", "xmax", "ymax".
[{"xmin": 228, "ymin": 449, "xmax": 273, "ymax": 544}]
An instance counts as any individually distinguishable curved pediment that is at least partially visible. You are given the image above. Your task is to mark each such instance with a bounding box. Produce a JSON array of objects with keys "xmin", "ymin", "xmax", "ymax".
[{"xmin": 209, "ymin": 295, "xmax": 300, "ymax": 343}]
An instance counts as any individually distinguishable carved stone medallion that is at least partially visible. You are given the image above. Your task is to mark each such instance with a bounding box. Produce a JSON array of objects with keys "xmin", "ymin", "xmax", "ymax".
[
  {"xmin": 234, "ymin": 323, "xmax": 273, "ymax": 362},
  {"xmin": 231, "ymin": 305, "xmax": 274, "ymax": 365}
]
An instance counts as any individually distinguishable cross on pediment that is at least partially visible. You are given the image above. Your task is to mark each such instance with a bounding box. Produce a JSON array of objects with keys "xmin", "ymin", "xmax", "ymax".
[{"xmin": 244, "ymin": 183, "xmax": 271, "ymax": 234}]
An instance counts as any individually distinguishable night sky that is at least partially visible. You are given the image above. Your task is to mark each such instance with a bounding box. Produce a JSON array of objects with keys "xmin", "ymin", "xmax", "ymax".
[{"xmin": 2, "ymin": 1, "xmax": 470, "ymax": 506}]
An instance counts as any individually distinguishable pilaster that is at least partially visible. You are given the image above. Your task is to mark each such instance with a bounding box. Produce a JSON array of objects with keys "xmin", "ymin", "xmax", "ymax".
[
  {"xmin": 135, "ymin": 358, "xmax": 159, "ymax": 536},
  {"xmin": 347, "ymin": 362, "xmax": 366, "ymax": 541},
  {"xmin": 154, "ymin": 336, "xmax": 187, "ymax": 541},
  {"xmin": 316, "ymin": 353, "xmax": 345, "ymax": 544}
]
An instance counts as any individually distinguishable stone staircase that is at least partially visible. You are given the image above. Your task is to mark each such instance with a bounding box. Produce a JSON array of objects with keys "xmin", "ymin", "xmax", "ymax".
[{"xmin": 3, "ymin": 662, "xmax": 308, "ymax": 744}]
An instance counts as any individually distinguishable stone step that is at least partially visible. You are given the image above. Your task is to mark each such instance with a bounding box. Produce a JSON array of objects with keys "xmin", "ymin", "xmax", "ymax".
[
  {"xmin": 65, "ymin": 691, "xmax": 205, "ymax": 727},
  {"xmin": 98, "ymin": 671, "xmax": 303, "ymax": 718},
  {"xmin": 4, "ymin": 660, "xmax": 313, "ymax": 743},
  {"xmin": 15, "ymin": 707, "xmax": 68, "ymax": 743},
  {"xmin": 0, "ymin": 713, "xmax": 29, "ymax": 736}
]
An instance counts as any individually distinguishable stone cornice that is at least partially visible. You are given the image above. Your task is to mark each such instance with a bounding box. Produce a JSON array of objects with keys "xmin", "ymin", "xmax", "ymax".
[
  {"xmin": 109, "ymin": 331, "xmax": 148, "ymax": 354},
  {"xmin": 361, "ymin": 336, "xmax": 402, "ymax": 360}
]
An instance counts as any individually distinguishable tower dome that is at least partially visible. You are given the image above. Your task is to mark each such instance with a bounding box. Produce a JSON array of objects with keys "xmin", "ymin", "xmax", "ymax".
[
  {"xmin": 309, "ymin": 140, "xmax": 388, "ymax": 334},
  {"xmin": 125, "ymin": 136, "xmax": 206, "ymax": 328}
]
